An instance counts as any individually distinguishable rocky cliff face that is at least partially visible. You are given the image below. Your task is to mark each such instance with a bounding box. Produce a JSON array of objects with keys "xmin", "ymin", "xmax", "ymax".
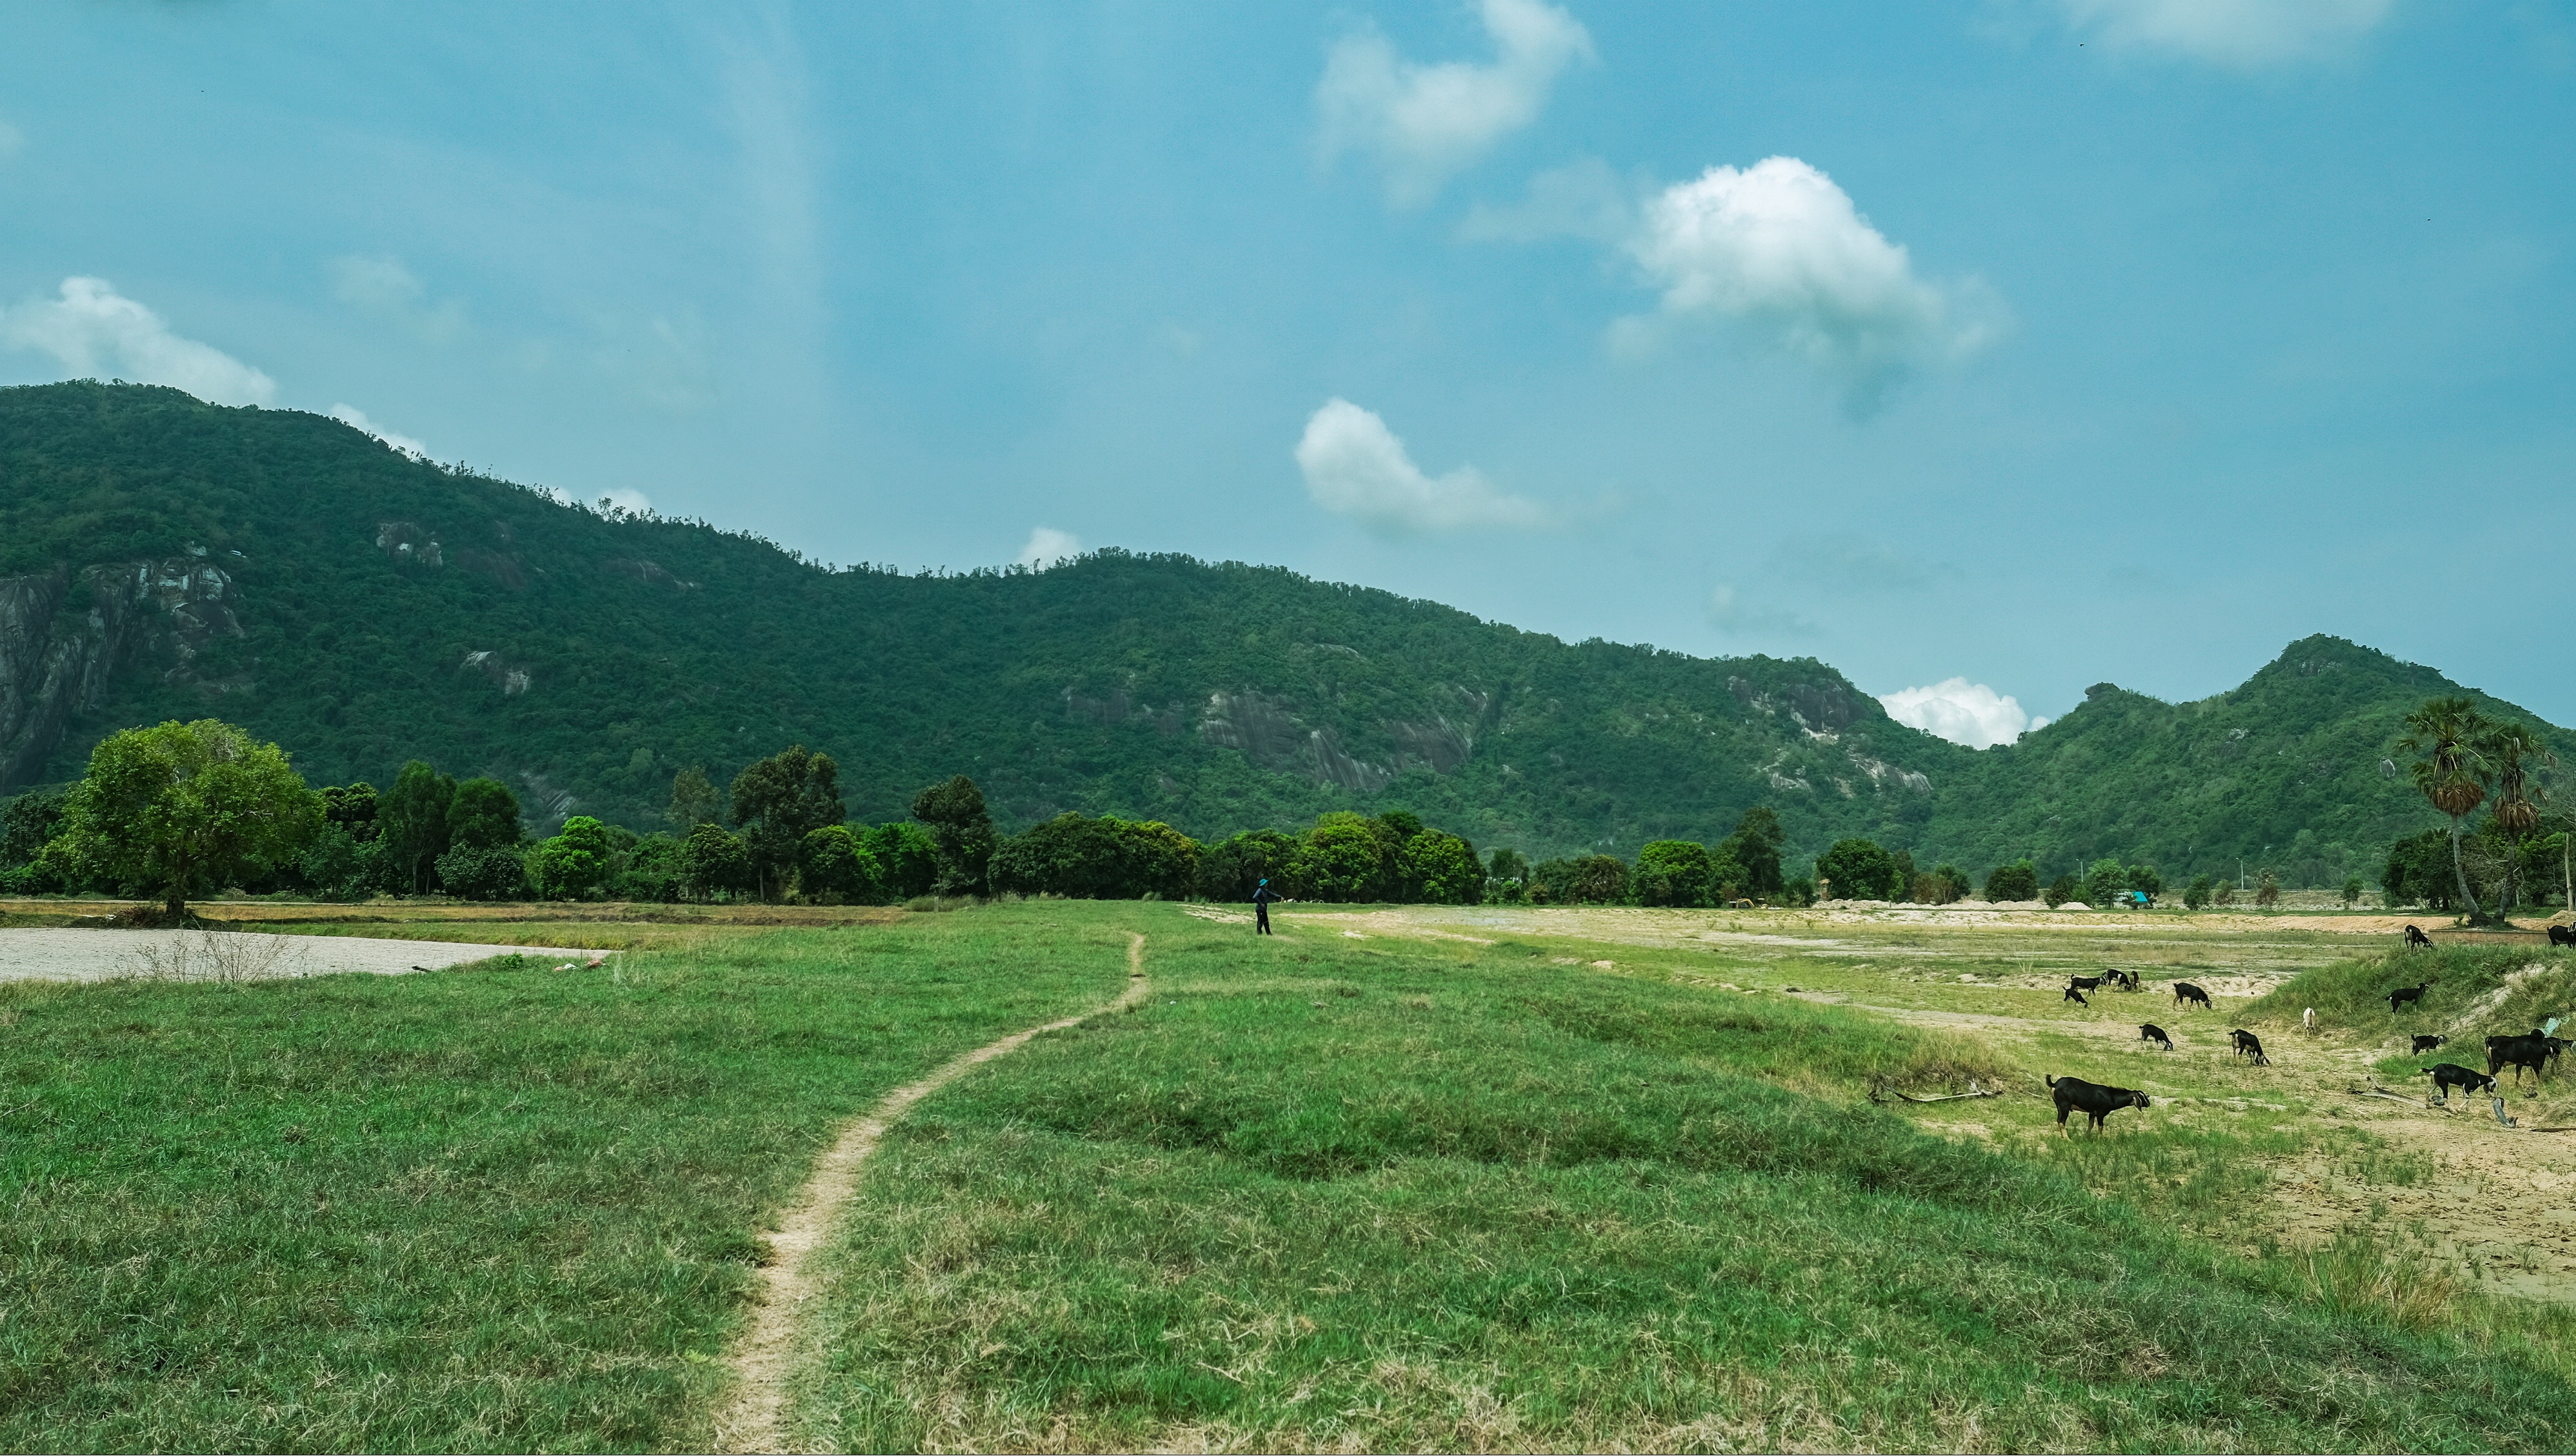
[{"xmin": 0, "ymin": 555, "xmax": 241, "ymax": 790}]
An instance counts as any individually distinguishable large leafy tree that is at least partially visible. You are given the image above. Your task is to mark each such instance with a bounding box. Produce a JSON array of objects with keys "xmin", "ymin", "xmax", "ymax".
[
  {"xmin": 732, "ymin": 746, "xmax": 846, "ymax": 901},
  {"xmin": 446, "ymin": 777, "xmax": 524, "ymax": 851},
  {"xmin": 378, "ymin": 760, "xmax": 455, "ymax": 895},
  {"xmin": 54, "ymin": 719, "xmax": 322, "ymax": 920},
  {"xmin": 797, "ymin": 824, "xmax": 882, "ymax": 904},
  {"xmin": 1288, "ymin": 813, "xmax": 1392, "ymax": 901},
  {"xmin": 1203, "ymin": 828, "xmax": 1299, "ymax": 901},
  {"xmin": 909, "ymin": 774, "xmax": 995, "ymax": 897},
  {"xmin": 1397, "ymin": 829, "xmax": 1484, "ymax": 905},
  {"xmin": 2397, "ymin": 697, "xmax": 2493, "ymax": 922},
  {"xmin": 1634, "ymin": 839, "xmax": 1715, "ymax": 907},
  {"xmin": 1815, "ymin": 837, "xmax": 1901, "ymax": 901},
  {"xmin": 1718, "ymin": 807, "xmax": 1786, "ymax": 897}
]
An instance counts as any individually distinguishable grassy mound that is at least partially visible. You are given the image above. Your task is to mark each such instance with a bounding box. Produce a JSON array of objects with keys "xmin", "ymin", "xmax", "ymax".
[
  {"xmin": 782, "ymin": 909, "xmax": 2576, "ymax": 1452},
  {"xmin": 2245, "ymin": 944, "xmax": 2576, "ymax": 1039}
]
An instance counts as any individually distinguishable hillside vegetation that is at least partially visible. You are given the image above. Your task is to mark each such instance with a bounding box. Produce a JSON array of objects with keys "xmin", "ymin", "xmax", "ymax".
[{"xmin": 3, "ymin": 382, "xmax": 2562, "ymax": 881}]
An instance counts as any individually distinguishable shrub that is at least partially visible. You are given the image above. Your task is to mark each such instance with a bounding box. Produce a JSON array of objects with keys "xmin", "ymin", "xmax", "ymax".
[
  {"xmin": 1532, "ymin": 854, "xmax": 1628, "ymax": 904},
  {"xmin": 2043, "ymin": 873, "xmax": 2077, "ymax": 908},
  {"xmin": 2082, "ymin": 857, "xmax": 2130, "ymax": 907},
  {"xmin": 1983, "ymin": 860, "xmax": 2038, "ymax": 902},
  {"xmin": 2341, "ymin": 875, "xmax": 2364, "ymax": 908},
  {"xmin": 2256, "ymin": 869, "xmax": 2281, "ymax": 907},
  {"xmin": 862, "ymin": 822, "xmax": 939, "ymax": 901},
  {"xmin": 1397, "ymin": 830, "xmax": 1485, "ymax": 905},
  {"xmin": 1289, "ymin": 814, "xmax": 1392, "ymax": 902},
  {"xmin": 1204, "ymin": 829, "xmax": 1298, "ymax": 902},
  {"xmin": 2184, "ymin": 873, "xmax": 2214, "ymax": 910}
]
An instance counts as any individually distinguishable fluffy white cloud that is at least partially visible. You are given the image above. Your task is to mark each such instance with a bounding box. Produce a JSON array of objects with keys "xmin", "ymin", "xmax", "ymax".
[
  {"xmin": 1017, "ymin": 526, "xmax": 1082, "ymax": 568},
  {"xmin": 0, "ymin": 277, "xmax": 276, "ymax": 406},
  {"xmin": 1295, "ymin": 398, "xmax": 1546, "ymax": 534},
  {"xmin": 1622, "ymin": 157, "xmax": 1995, "ymax": 407},
  {"xmin": 1706, "ymin": 584, "xmax": 1815, "ymax": 637},
  {"xmin": 329, "ymin": 404, "xmax": 430, "ymax": 460},
  {"xmin": 2058, "ymin": 0, "xmax": 2395, "ymax": 66},
  {"xmin": 328, "ymin": 254, "xmax": 466, "ymax": 341},
  {"xmin": 1879, "ymin": 677, "xmax": 2052, "ymax": 749},
  {"xmin": 1317, "ymin": 0, "xmax": 1594, "ymax": 207},
  {"xmin": 600, "ymin": 488, "xmax": 654, "ymax": 515}
]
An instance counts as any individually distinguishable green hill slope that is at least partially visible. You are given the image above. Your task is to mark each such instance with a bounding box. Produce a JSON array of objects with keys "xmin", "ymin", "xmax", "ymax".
[{"xmin": 1, "ymin": 381, "xmax": 2562, "ymax": 883}]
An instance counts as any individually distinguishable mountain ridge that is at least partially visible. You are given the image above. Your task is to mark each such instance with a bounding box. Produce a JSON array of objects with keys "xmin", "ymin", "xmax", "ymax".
[{"xmin": 1, "ymin": 381, "xmax": 2562, "ymax": 886}]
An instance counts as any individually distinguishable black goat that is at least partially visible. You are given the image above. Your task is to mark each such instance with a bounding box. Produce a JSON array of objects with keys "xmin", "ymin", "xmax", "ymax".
[
  {"xmin": 2064, "ymin": 985, "xmax": 2091, "ymax": 1007},
  {"xmin": 2404, "ymin": 924, "xmax": 2433, "ymax": 948},
  {"xmin": 2422, "ymin": 1062, "xmax": 2497, "ymax": 1102},
  {"xmin": 2048, "ymin": 1075, "xmax": 2150, "ymax": 1133},
  {"xmin": 2229, "ymin": 1028, "xmax": 2269, "ymax": 1066},
  {"xmin": 2139, "ymin": 1022, "xmax": 2173, "ymax": 1051},
  {"xmin": 2487, "ymin": 1033, "xmax": 2553, "ymax": 1087},
  {"xmin": 2551, "ymin": 925, "xmax": 2576, "ymax": 948},
  {"xmin": 2173, "ymin": 982, "xmax": 2212, "ymax": 1010},
  {"xmin": 2103, "ymin": 968, "xmax": 2140, "ymax": 991},
  {"xmin": 2411, "ymin": 1034, "xmax": 2448, "ymax": 1054},
  {"xmin": 2387, "ymin": 982, "xmax": 2431, "ymax": 1013}
]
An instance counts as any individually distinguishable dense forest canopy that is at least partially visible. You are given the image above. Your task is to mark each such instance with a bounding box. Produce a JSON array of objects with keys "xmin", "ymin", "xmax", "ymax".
[{"xmin": 2, "ymin": 382, "xmax": 2564, "ymax": 884}]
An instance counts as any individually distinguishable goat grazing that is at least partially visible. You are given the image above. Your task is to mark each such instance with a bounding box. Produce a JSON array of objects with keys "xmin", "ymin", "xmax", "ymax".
[
  {"xmin": 2139, "ymin": 1022, "xmax": 2173, "ymax": 1051},
  {"xmin": 2228, "ymin": 1028, "xmax": 2269, "ymax": 1066},
  {"xmin": 2048, "ymin": 1075, "xmax": 2150, "ymax": 1133},
  {"xmin": 2172, "ymin": 982, "xmax": 2212, "ymax": 1010}
]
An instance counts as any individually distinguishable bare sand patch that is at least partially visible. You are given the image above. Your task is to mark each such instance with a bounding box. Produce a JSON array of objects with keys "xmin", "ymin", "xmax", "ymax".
[{"xmin": 0, "ymin": 928, "xmax": 597, "ymax": 984}]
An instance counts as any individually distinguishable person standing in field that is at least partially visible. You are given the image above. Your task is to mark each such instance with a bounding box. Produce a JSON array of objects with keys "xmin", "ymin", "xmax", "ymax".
[{"xmin": 1252, "ymin": 877, "xmax": 1280, "ymax": 935}]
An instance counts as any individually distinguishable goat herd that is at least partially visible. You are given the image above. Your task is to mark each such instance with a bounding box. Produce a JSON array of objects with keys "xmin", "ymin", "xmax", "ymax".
[
  {"xmin": 2047, "ymin": 924, "xmax": 2573, "ymax": 1135},
  {"xmin": 2046, "ymin": 969, "xmax": 2276, "ymax": 1133}
]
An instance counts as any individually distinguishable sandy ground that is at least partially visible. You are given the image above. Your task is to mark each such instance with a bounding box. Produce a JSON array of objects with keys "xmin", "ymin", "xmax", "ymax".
[{"xmin": 0, "ymin": 928, "xmax": 600, "ymax": 984}]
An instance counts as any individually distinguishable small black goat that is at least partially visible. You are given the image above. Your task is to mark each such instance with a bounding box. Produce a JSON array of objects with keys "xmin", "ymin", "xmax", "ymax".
[
  {"xmin": 2387, "ymin": 982, "xmax": 2431, "ymax": 1013},
  {"xmin": 2064, "ymin": 985, "xmax": 2090, "ymax": 1007},
  {"xmin": 2172, "ymin": 981, "xmax": 2212, "ymax": 1010},
  {"xmin": 2069, "ymin": 974, "xmax": 2107, "ymax": 994},
  {"xmin": 2423, "ymin": 1062, "xmax": 2497, "ymax": 1101},
  {"xmin": 2048, "ymin": 1074, "xmax": 2150, "ymax": 1133},
  {"xmin": 2411, "ymin": 1034, "xmax": 2448, "ymax": 1054},
  {"xmin": 2551, "ymin": 924, "xmax": 2576, "ymax": 948},
  {"xmin": 2404, "ymin": 924, "xmax": 2433, "ymax": 949},
  {"xmin": 2229, "ymin": 1028, "xmax": 2269, "ymax": 1066},
  {"xmin": 2102, "ymin": 968, "xmax": 2140, "ymax": 991},
  {"xmin": 2139, "ymin": 1022, "xmax": 2173, "ymax": 1051}
]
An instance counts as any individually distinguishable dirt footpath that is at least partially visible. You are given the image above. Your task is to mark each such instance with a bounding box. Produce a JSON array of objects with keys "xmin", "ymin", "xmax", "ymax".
[{"xmin": 0, "ymin": 928, "xmax": 599, "ymax": 984}]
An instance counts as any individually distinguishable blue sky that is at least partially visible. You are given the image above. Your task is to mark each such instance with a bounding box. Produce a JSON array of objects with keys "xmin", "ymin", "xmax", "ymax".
[{"xmin": 3, "ymin": 1, "xmax": 2571, "ymax": 740}]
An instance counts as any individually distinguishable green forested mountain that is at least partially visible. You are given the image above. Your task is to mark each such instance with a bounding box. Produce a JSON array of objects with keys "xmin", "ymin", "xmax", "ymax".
[{"xmin": 1, "ymin": 382, "xmax": 2562, "ymax": 883}]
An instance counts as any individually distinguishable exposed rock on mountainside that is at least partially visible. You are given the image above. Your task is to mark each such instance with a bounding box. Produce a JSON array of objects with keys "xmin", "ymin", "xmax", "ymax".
[{"xmin": 0, "ymin": 555, "xmax": 241, "ymax": 784}]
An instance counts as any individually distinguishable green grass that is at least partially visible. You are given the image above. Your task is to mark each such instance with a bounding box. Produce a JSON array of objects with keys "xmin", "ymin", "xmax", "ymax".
[
  {"xmin": 0, "ymin": 916, "xmax": 1132, "ymax": 1451},
  {"xmin": 778, "ymin": 908, "xmax": 2576, "ymax": 1452}
]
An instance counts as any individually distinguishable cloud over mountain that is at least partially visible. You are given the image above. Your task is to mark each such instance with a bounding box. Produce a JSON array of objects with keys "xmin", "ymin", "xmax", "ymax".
[
  {"xmin": 1317, "ymin": 0, "xmax": 1594, "ymax": 207},
  {"xmin": 1295, "ymin": 398, "xmax": 1546, "ymax": 534},
  {"xmin": 0, "ymin": 277, "xmax": 276, "ymax": 406},
  {"xmin": 1879, "ymin": 677, "xmax": 2050, "ymax": 748}
]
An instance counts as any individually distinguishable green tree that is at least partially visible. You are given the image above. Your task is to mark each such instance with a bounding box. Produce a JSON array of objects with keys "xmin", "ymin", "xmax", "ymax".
[
  {"xmin": 2255, "ymin": 868, "xmax": 2281, "ymax": 908},
  {"xmin": 797, "ymin": 824, "xmax": 881, "ymax": 904},
  {"xmin": 2183, "ymin": 873, "xmax": 2214, "ymax": 910},
  {"xmin": 667, "ymin": 764, "xmax": 721, "ymax": 832},
  {"xmin": 2398, "ymin": 696, "xmax": 2495, "ymax": 922},
  {"xmin": 1485, "ymin": 846, "xmax": 1530, "ymax": 886},
  {"xmin": 2043, "ymin": 873, "xmax": 2077, "ymax": 908},
  {"xmin": 863, "ymin": 821, "xmax": 940, "ymax": 901},
  {"xmin": 1633, "ymin": 839, "xmax": 1715, "ymax": 907},
  {"xmin": 1398, "ymin": 830, "xmax": 1485, "ymax": 905},
  {"xmin": 909, "ymin": 775, "xmax": 996, "ymax": 897},
  {"xmin": 52, "ymin": 719, "xmax": 321, "ymax": 920},
  {"xmin": 446, "ymin": 777, "xmax": 523, "ymax": 852},
  {"xmin": 1815, "ymin": 838, "xmax": 1900, "ymax": 901},
  {"xmin": 0, "ymin": 788, "xmax": 68, "ymax": 893},
  {"xmin": 1718, "ymin": 807, "xmax": 1786, "ymax": 897},
  {"xmin": 378, "ymin": 760, "xmax": 455, "ymax": 895},
  {"xmin": 530, "ymin": 816, "xmax": 613, "ymax": 900},
  {"xmin": 1289, "ymin": 813, "xmax": 1392, "ymax": 902},
  {"xmin": 680, "ymin": 823, "xmax": 754, "ymax": 901},
  {"xmin": 2484, "ymin": 722, "xmax": 2551, "ymax": 914},
  {"xmin": 2340, "ymin": 874, "xmax": 2364, "ymax": 907},
  {"xmin": 435, "ymin": 843, "xmax": 528, "ymax": 901},
  {"xmin": 1984, "ymin": 861, "xmax": 2039, "ymax": 902},
  {"xmin": 1119, "ymin": 819, "xmax": 1203, "ymax": 899},
  {"xmin": 732, "ymin": 746, "xmax": 846, "ymax": 902},
  {"xmin": 1203, "ymin": 828, "xmax": 1299, "ymax": 901},
  {"xmin": 2082, "ymin": 857, "xmax": 2129, "ymax": 907},
  {"xmin": 2129, "ymin": 864, "xmax": 2164, "ymax": 905},
  {"xmin": 319, "ymin": 782, "xmax": 378, "ymax": 841}
]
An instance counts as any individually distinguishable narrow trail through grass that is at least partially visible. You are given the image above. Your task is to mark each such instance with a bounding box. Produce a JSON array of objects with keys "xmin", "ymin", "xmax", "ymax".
[{"xmin": 715, "ymin": 932, "xmax": 1152, "ymax": 1454}]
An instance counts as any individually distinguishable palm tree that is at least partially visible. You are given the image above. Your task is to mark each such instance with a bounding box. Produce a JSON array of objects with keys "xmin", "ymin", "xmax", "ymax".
[
  {"xmin": 2398, "ymin": 696, "xmax": 2493, "ymax": 922},
  {"xmin": 2485, "ymin": 722, "xmax": 2553, "ymax": 917}
]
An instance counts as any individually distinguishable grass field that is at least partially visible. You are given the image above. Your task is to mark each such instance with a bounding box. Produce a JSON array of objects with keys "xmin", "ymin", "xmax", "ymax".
[
  {"xmin": 7, "ymin": 898, "xmax": 2576, "ymax": 1451},
  {"xmin": 0, "ymin": 915, "xmax": 1130, "ymax": 1451}
]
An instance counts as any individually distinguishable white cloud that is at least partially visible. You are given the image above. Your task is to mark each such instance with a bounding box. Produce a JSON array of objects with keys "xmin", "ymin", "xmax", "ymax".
[
  {"xmin": 2058, "ymin": 0, "xmax": 2395, "ymax": 66},
  {"xmin": 1317, "ymin": 0, "xmax": 1595, "ymax": 207},
  {"xmin": 1295, "ymin": 398, "xmax": 1546, "ymax": 534},
  {"xmin": 1457, "ymin": 155, "xmax": 1639, "ymax": 244},
  {"xmin": 599, "ymin": 488, "xmax": 653, "ymax": 515},
  {"xmin": 328, "ymin": 254, "xmax": 466, "ymax": 341},
  {"xmin": 329, "ymin": 403, "xmax": 430, "ymax": 460},
  {"xmin": 0, "ymin": 277, "xmax": 276, "ymax": 406},
  {"xmin": 1622, "ymin": 157, "xmax": 1998, "ymax": 408},
  {"xmin": 1879, "ymin": 677, "xmax": 2052, "ymax": 749},
  {"xmin": 1017, "ymin": 526, "xmax": 1082, "ymax": 568},
  {"xmin": 1706, "ymin": 584, "xmax": 1816, "ymax": 637}
]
